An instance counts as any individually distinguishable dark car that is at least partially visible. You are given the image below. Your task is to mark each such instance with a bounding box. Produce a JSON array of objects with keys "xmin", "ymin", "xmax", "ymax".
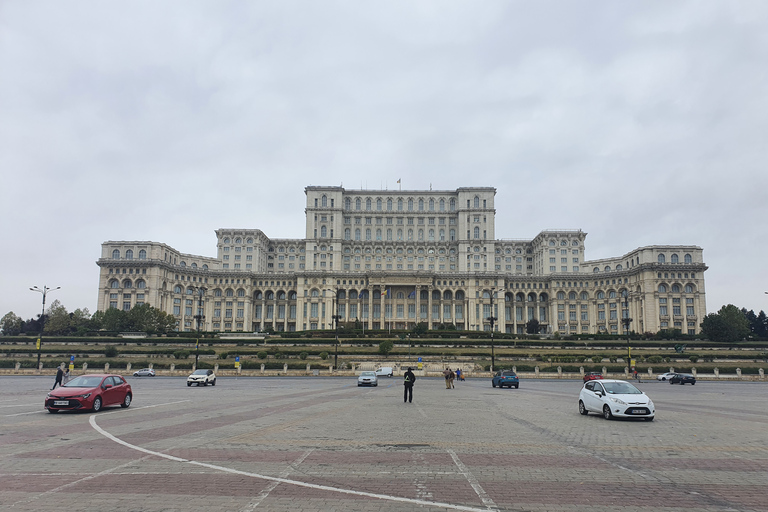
[
  {"xmin": 46, "ymin": 374, "xmax": 132, "ymax": 413},
  {"xmin": 669, "ymin": 373, "xmax": 696, "ymax": 385},
  {"xmin": 583, "ymin": 372, "xmax": 603, "ymax": 382},
  {"xmin": 492, "ymin": 370, "xmax": 519, "ymax": 389}
]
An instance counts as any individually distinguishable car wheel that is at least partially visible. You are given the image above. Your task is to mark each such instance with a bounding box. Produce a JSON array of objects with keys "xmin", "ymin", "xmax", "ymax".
[
  {"xmin": 92, "ymin": 396, "xmax": 102, "ymax": 413},
  {"xmin": 211, "ymin": 379, "xmax": 216, "ymax": 386},
  {"xmin": 645, "ymin": 416, "xmax": 654, "ymax": 421},
  {"xmin": 187, "ymin": 382, "xmax": 192, "ymax": 386},
  {"xmin": 48, "ymin": 408, "xmax": 59, "ymax": 414},
  {"xmin": 680, "ymin": 381, "xmax": 684, "ymax": 385},
  {"xmin": 357, "ymin": 383, "xmax": 361, "ymax": 387},
  {"xmin": 492, "ymin": 382, "xmax": 496, "ymax": 387},
  {"xmin": 514, "ymin": 384, "xmax": 519, "ymax": 389},
  {"xmin": 670, "ymin": 380, "xmax": 674, "ymax": 385},
  {"xmin": 691, "ymin": 382, "xmax": 695, "ymax": 385},
  {"xmin": 661, "ymin": 377, "xmax": 666, "ymax": 381},
  {"xmin": 121, "ymin": 393, "xmax": 132, "ymax": 408},
  {"xmin": 578, "ymin": 400, "xmax": 588, "ymax": 415},
  {"xmin": 602, "ymin": 405, "xmax": 613, "ymax": 420}
]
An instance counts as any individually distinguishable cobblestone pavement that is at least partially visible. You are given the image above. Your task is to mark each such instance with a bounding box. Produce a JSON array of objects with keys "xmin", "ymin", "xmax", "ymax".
[{"xmin": 1, "ymin": 375, "xmax": 766, "ymax": 512}]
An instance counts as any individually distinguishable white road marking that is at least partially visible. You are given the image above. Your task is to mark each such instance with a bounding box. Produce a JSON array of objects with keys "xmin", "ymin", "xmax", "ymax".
[
  {"xmin": 447, "ymin": 448, "xmax": 498, "ymax": 511},
  {"xmin": 4, "ymin": 410, "xmax": 46, "ymax": 417},
  {"xmin": 0, "ymin": 403, "xmax": 39, "ymax": 408},
  {"xmin": 89, "ymin": 414, "xmax": 493, "ymax": 512},
  {"xmin": 241, "ymin": 449, "xmax": 314, "ymax": 511}
]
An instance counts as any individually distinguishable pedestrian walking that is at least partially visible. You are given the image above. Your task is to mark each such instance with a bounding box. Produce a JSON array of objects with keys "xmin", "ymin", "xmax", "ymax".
[
  {"xmin": 443, "ymin": 368, "xmax": 451, "ymax": 389},
  {"xmin": 51, "ymin": 365, "xmax": 64, "ymax": 390},
  {"xmin": 456, "ymin": 368, "xmax": 463, "ymax": 381},
  {"xmin": 449, "ymin": 368, "xmax": 455, "ymax": 388},
  {"xmin": 403, "ymin": 367, "xmax": 416, "ymax": 403},
  {"xmin": 63, "ymin": 368, "xmax": 70, "ymax": 384}
]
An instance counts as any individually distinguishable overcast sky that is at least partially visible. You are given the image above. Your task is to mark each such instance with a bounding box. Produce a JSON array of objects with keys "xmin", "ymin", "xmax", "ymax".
[{"xmin": 2, "ymin": 1, "xmax": 767, "ymax": 322}]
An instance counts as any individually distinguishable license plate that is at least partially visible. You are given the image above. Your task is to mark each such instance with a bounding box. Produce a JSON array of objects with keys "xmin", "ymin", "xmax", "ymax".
[
  {"xmin": 53, "ymin": 400, "xmax": 69, "ymax": 406},
  {"xmin": 629, "ymin": 409, "xmax": 643, "ymax": 414}
]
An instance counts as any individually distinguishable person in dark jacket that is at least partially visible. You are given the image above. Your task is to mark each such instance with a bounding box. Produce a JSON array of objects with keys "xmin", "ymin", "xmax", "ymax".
[
  {"xmin": 51, "ymin": 365, "xmax": 64, "ymax": 390},
  {"xmin": 403, "ymin": 367, "xmax": 416, "ymax": 403}
]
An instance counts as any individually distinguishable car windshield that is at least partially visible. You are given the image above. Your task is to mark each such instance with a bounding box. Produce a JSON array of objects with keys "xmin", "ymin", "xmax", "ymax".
[
  {"xmin": 502, "ymin": 371, "xmax": 516, "ymax": 377},
  {"xmin": 361, "ymin": 372, "xmax": 376, "ymax": 377},
  {"xmin": 63, "ymin": 376, "xmax": 103, "ymax": 388},
  {"xmin": 192, "ymin": 370, "xmax": 208, "ymax": 375},
  {"xmin": 602, "ymin": 382, "xmax": 642, "ymax": 395}
]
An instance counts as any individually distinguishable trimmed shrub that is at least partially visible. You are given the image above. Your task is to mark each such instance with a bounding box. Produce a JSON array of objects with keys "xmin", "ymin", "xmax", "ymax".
[{"xmin": 257, "ymin": 351, "xmax": 268, "ymax": 360}]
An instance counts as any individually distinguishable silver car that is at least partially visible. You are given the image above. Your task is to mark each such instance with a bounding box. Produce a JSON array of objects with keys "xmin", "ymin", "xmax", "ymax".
[{"xmin": 357, "ymin": 371, "xmax": 378, "ymax": 387}]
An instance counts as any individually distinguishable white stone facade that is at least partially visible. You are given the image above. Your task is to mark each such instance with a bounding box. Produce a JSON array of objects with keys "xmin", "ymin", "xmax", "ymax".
[{"xmin": 97, "ymin": 186, "xmax": 707, "ymax": 335}]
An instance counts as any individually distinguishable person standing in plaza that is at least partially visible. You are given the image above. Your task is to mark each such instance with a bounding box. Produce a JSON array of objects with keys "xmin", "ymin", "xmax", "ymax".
[
  {"xmin": 443, "ymin": 368, "xmax": 451, "ymax": 389},
  {"xmin": 51, "ymin": 365, "xmax": 64, "ymax": 390},
  {"xmin": 448, "ymin": 368, "xmax": 455, "ymax": 388},
  {"xmin": 403, "ymin": 367, "xmax": 416, "ymax": 403}
]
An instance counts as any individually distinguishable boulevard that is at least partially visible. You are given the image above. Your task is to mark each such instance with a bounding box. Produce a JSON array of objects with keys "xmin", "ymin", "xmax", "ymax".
[{"xmin": 1, "ymin": 376, "xmax": 766, "ymax": 511}]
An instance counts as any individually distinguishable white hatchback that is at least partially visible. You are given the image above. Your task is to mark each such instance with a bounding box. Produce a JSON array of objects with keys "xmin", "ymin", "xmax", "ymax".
[{"xmin": 579, "ymin": 379, "xmax": 655, "ymax": 421}]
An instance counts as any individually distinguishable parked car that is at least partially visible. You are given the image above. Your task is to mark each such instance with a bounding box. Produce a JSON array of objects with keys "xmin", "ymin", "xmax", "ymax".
[
  {"xmin": 669, "ymin": 373, "xmax": 696, "ymax": 385},
  {"xmin": 583, "ymin": 372, "xmax": 603, "ymax": 382},
  {"xmin": 46, "ymin": 374, "xmax": 132, "ymax": 413},
  {"xmin": 492, "ymin": 370, "xmax": 519, "ymax": 389},
  {"xmin": 133, "ymin": 368, "xmax": 155, "ymax": 377},
  {"xmin": 187, "ymin": 369, "xmax": 216, "ymax": 386},
  {"xmin": 375, "ymin": 366, "xmax": 394, "ymax": 377},
  {"xmin": 656, "ymin": 372, "xmax": 676, "ymax": 381},
  {"xmin": 357, "ymin": 371, "xmax": 378, "ymax": 386},
  {"xmin": 579, "ymin": 379, "xmax": 654, "ymax": 421}
]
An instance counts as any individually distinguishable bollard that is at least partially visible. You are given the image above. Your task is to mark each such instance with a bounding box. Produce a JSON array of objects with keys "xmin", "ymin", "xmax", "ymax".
[
  {"xmin": 691, "ymin": 368, "xmax": 697, "ymax": 377},
  {"xmin": 624, "ymin": 367, "xmax": 629, "ymax": 378},
  {"xmin": 126, "ymin": 363, "xmax": 132, "ymax": 372},
  {"xmin": 736, "ymin": 368, "xmax": 742, "ymax": 379},
  {"xmin": 534, "ymin": 366, "xmax": 539, "ymax": 377},
  {"xmin": 261, "ymin": 363, "xmax": 265, "ymax": 373},
  {"xmin": 170, "ymin": 363, "xmax": 175, "ymax": 372},
  {"xmin": 306, "ymin": 363, "xmax": 311, "ymax": 373},
  {"xmin": 15, "ymin": 362, "xmax": 20, "ymax": 372},
  {"xmin": 557, "ymin": 366, "xmax": 562, "ymax": 377},
  {"xmin": 104, "ymin": 363, "xmax": 109, "ymax": 372},
  {"xmin": 82, "ymin": 363, "xmax": 88, "ymax": 372},
  {"xmin": 759, "ymin": 368, "xmax": 764, "ymax": 380},
  {"xmin": 329, "ymin": 365, "xmax": 333, "ymax": 374},
  {"xmin": 647, "ymin": 368, "xmax": 652, "ymax": 378},
  {"xmin": 714, "ymin": 367, "xmax": 719, "ymax": 378},
  {"xmin": 283, "ymin": 363, "xmax": 288, "ymax": 372},
  {"xmin": 214, "ymin": 364, "xmax": 219, "ymax": 373},
  {"xmin": 579, "ymin": 366, "xmax": 584, "ymax": 377}
]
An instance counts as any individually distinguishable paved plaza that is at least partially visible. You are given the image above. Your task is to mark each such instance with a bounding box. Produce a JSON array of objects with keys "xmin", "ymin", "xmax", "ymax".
[{"xmin": 1, "ymin": 375, "xmax": 766, "ymax": 512}]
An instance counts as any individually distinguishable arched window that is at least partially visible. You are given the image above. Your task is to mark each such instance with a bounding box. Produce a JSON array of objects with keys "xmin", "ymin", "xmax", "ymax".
[
  {"xmin": 418, "ymin": 199, "xmax": 424, "ymax": 211},
  {"xmin": 449, "ymin": 199, "xmax": 455, "ymax": 211},
  {"xmin": 311, "ymin": 289, "xmax": 320, "ymax": 297},
  {"xmin": 685, "ymin": 284, "xmax": 694, "ymax": 293},
  {"xmin": 671, "ymin": 284, "xmax": 681, "ymax": 293},
  {"xmin": 226, "ymin": 289, "xmax": 234, "ymax": 297},
  {"xmin": 596, "ymin": 291, "xmax": 605, "ymax": 299},
  {"xmin": 474, "ymin": 196, "xmax": 479, "ymax": 208},
  {"xmin": 355, "ymin": 198, "xmax": 361, "ymax": 210},
  {"xmin": 349, "ymin": 290, "xmax": 358, "ymax": 299},
  {"xmin": 609, "ymin": 291, "xmax": 617, "ymax": 298},
  {"xmin": 568, "ymin": 292, "xmax": 576, "ymax": 300},
  {"xmin": 276, "ymin": 291, "xmax": 285, "ymax": 299},
  {"xmin": 355, "ymin": 228, "xmax": 361, "ymax": 241},
  {"xmin": 671, "ymin": 254, "xmax": 679, "ymax": 263},
  {"xmin": 187, "ymin": 287, "xmax": 194, "ymax": 295},
  {"xmin": 593, "ymin": 267, "xmax": 600, "ymax": 273},
  {"xmin": 214, "ymin": 289, "xmax": 222, "ymax": 297},
  {"xmin": 439, "ymin": 199, "xmax": 445, "ymax": 211},
  {"xmin": 429, "ymin": 198, "xmax": 434, "ymax": 211},
  {"xmin": 138, "ymin": 249, "xmax": 146, "ymax": 260},
  {"xmin": 408, "ymin": 229, "xmax": 413, "ymax": 241},
  {"xmin": 516, "ymin": 293, "xmax": 525, "ymax": 302},
  {"xmin": 123, "ymin": 280, "xmax": 132, "ymax": 289},
  {"xmin": 539, "ymin": 293, "xmax": 548, "ymax": 302},
  {"xmin": 180, "ymin": 261, "xmax": 186, "ymax": 267},
  {"xmin": 474, "ymin": 227, "xmax": 480, "ymax": 239},
  {"xmin": 428, "ymin": 229, "xmax": 434, "ymax": 241},
  {"xmin": 321, "ymin": 195, "xmax": 327, "ymax": 207},
  {"xmin": 604, "ymin": 266, "xmax": 611, "ymax": 271},
  {"xmin": 366, "ymin": 228, "xmax": 371, "ymax": 241},
  {"xmin": 376, "ymin": 198, "xmax": 382, "ymax": 210},
  {"xmin": 202, "ymin": 264, "xmax": 208, "ymax": 270},
  {"xmin": 455, "ymin": 291, "xmax": 464, "ymax": 300},
  {"xmin": 112, "ymin": 249, "xmax": 120, "ymax": 259},
  {"xmin": 580, "ymin": 292, "xmax": 588, "ymax": 300},
  {"xmin": 266, "ymin": 291, "xmax": 274, "ymax": 300},
  {"xmin": 345, "ymin": 198, "xmax": 351, "ymax": 210},
  {"xmin": 320, "ymin": 226, "xmax": 327, "ymax": 237},
  {"xmin": 528, "ymin": 293, "xmax": 537, "ymax": 302},
  {"xmin": 125, "ymin": 249, "xmax": 133, "ymax": 260},
  {"xmin": 238, "ymin": 289, "xmax": 246, "ymax": 297},
  {"xmin": 557, "ymin": 291, "xmax": 565, "ymax": 300},
  {"xmin": 658, "ymin": 254, "xmax": 666, "ymax": 263},
  {"xmin": 387, "ymin": 198, "xmax": 392, "ymax": 210},
  {"xmin": 398, "ymin": 198, "xmax": 403, "ymax": 211},
  {"xmin": 254, "ymin": 291, "xmax": 262, "ymax": 300},
  {"xmin": 174, "ymin": 285, "xmax": 182, "ymax": 293},
  {"xmin": 289, "ymin": 291, "xmax": 297, "ymax": 300},
  {"xmin": 616, "ymin": 264, "xmax": 622, "ymax": 270},
  {"xmin": 191, "ymin": 263, "xmax": 197, "ymax": 268},
  {"xmin": 684, "ymin": 254, "xmax": 692, "ymax": 263},
  {"xmin": 366, "ymin": 198, "xmax": 372, "ymax": 210},
  {"xmin": 418, "ymin": 229, "xmax": 424, "ymax": 241},
  {"xmin": 110, "ymin": 279, "xmax": 119, "ymax": 289},
  {"xmin": 408, "ymin": 198, "xmax": 413, "ymax": 211},
  {"xmin": 443, "ymin": 290, "xmax": 452, "ymax": 300},
  {"xmin": 658, "ymin": 284, "xmax": 667, "ymax": 293},
  {"xmin": 344, "ymin": 228, "xmax": 351, "ymax": 240},
  {"xmin": 136, "ymin": 280, "xmax": 146, "ymax": 289}
]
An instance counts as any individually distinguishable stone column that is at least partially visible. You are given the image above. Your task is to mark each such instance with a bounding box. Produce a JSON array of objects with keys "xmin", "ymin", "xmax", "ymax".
[
  {"xmin": 557, "ymin": 366, "xmax": 562, "ymax": 377},
  {"xmin": 126, "ymin": 363, "xmax": 132, "ymax": 372},
  {"xmin": 579, "ymin": 366, "xmax": 584, "ymax": 377},
  {"xmin": 82, "ymin": 363, "xmax": 88, "ymax": 372},
  {"xmin": 214, "ymin": 364, "xmax": 219, "ymax": 373},
  {"xmin": 283, "ymin": 363, "xmax": 288, "ymax": 372},
  {"xmin": 736, "ymin": 368, "xmax": 742, "ymax": 379},
  {"xmin": 306, "ymin": 363, "xmax": 311, "ymax": 373},
  {"xmin": 104, "ymin": 363, "xmax": 109, "ymax": 372},
  {"xmin": 714, "ymin": 367, "xmax": 719, "ymax": 378},
  {"xmin": 534, "ymin": 366, "xmax": 539, "ymax": 377},
  {"xmin": 691, "ymin": 368, "xmax": 697, "ymax": 377},
  {"xmin": 624, "ymin": 367, "xmax": 629, "ymax": 378},
  {"xmin": 261, "ymin": 363, "xmax": 265, "ymax": 373},
  {"xmin": 15, "ymin": 362, "xmax": 20, "ymax": 371},
  {"xmin": 170, "ymin": 363, "xmax": 175, "ymax": 372},
  {"xmin": 758, "ymin": 368, "xmax": 764, "ymax": 380},
  {"xmin": 647, "ymin": 368, "xmax": 652, "ymax": 378}
]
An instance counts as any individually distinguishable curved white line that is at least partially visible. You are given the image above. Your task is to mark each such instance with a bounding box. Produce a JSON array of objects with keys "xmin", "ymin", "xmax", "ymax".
[{"xmin": 89, "ymin": 415, "xmax": 490, "ymax": 512}]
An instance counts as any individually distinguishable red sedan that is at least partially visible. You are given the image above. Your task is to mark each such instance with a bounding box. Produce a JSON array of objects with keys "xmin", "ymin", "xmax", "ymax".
[
  {"xmin": 46, "ymin": 374, "xmax": 132, "ymax": 413},
  {"xmin": 583, "ymin": 372, "xmax": 603, "ymax": 382}
]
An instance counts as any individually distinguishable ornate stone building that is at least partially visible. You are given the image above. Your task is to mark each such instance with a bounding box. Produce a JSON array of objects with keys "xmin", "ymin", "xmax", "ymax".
[{"xmin": 96, "ymin": 186, "xmax": 707, "ymax": 335}]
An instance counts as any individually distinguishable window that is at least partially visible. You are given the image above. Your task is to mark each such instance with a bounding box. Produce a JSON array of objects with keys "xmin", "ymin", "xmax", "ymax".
[
  {"xmin": 658, "ymin": 284, "xmax": 667, "ymax": 293},
  {"xmin": 112, "ymin": 249, "xmax": 120, "ymax": 259},
  {"xmin": 684, "ymin": 254, "xmax": 692, "ymax": 263},
  {"xmin": 658, "ymin": 254, "xmax": 666, "ymax": 263}
]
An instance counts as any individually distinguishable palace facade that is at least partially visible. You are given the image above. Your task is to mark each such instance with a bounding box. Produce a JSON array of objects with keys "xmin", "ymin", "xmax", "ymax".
[{"xmin": 96, "ymin": 186, "xmax": 707, "ymax": 335}]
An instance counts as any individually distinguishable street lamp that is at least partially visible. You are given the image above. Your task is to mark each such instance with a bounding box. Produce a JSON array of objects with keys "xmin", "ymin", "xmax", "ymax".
[
  {"xmin": 193, "ymin": 286, "xmax": 206, "ymax": 369},
  {"xmin": 327, "ymin": 289, "xmax": 342, "ymax": 370},
  {"xmin": 487, "ymin": 288, "xmax": 497, "ymax": 372},
  {"xmin": 29, "ymin": 285, "xmax": 60, "ymax": 370},
  {"xmin": 622, "ymin": 290, "xmax": 633, "ymax": 373}
]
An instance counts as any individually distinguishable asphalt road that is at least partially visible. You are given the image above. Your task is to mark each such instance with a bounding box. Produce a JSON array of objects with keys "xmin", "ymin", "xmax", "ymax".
[{"xmin": 1, "ymin": 375, "xmax": 766, "ymax": 512}]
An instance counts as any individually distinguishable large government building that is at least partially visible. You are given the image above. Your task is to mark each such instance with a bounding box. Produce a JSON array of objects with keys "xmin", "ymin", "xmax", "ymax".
[{"xmin": 96, "ymin": 186, "xmax": 707, "ymax": 335}]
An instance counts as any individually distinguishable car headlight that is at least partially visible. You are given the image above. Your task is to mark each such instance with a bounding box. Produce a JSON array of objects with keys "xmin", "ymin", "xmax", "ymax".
[
  {"xmin": 609, "ymin": 397, "xmax": 627, "ymax": 405},
  {"xmin": 71, "ymin": 393, "xmax": 92, "ymax": 399},
  {"xmin": 647, "ymin": 400, "xmax": 654, "ymax": 408}
]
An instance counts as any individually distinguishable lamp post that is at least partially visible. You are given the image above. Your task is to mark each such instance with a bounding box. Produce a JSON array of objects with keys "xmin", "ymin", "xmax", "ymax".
[
  {"xmin": 29, "ymin": 285, "xmax": 60, "ymax": 370},
  {"xmin": 327, "ymin": 289, "xmax": 342, "ymax": 370},
  {"xmin": 193, "ymin": 286, "xmax": 206, "ymax": 369},
  {"xmin": 487, "ymin": 288, "xmax": 497, "ymax": 372},
  {"xmin": 622, "ymin": 290, "xmax": 633, "ymax": 372}
]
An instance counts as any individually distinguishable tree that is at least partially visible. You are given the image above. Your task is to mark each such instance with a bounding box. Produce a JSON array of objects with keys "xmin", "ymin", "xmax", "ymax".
[
  {"xmin": 526, "ymin": 319, "xmax": 540, "ymax": 334},
  {"xmin": 44, "ymin": 300, "xmax": 72, "ymax": 335},
  {"xmin": 701, "ymin": 304, "xmax": 750, "ymax": 342},
  {"xmin": 0, "ymin": 312, "xmax": 23, "ymax": 336},
  {"xmin": 378, "ymin": 340, "xmax": 394, "ymax": 357}
]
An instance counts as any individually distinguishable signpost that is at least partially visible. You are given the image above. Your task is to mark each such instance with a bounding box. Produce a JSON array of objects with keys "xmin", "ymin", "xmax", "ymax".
[{"xmin": 69, "ymin": 355, "xmax": 74, "ymax": 371}]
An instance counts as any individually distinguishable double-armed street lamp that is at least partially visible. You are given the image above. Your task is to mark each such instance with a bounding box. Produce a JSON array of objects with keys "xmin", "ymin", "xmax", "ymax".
[
  {"xmin": 487, "ymin": 288, "xmax": 497, "ymax": 372},
  {"xmin": 29, "ymin": 285, "xmax": 60, "ymax": 369},
  {"xmin": 622, "ymin": 290, "xmax": 633, "ymax": 371},
  {"xmin": 193, "ymin": 286, "xmax": 206, "ymax": 369},
  {"xmin": 327, "ymin": 289, "xmax": 342, "ymax": 370}
]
